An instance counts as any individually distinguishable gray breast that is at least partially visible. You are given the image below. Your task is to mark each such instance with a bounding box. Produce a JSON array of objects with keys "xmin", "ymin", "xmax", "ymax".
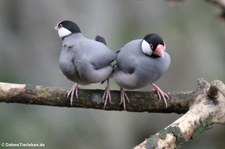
[{"xmin": 59, "ymin": 43, "xmax": 83, "ymax": 83}]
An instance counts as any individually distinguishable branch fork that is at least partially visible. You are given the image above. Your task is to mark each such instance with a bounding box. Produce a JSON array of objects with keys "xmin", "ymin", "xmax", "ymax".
[
  {"xmin": 0, "ymin": 79, "xmax": 225, "ymax": 149},
  {"xmin": 135, "ymin": 79, "xmax": 225, "ymax": 149}
]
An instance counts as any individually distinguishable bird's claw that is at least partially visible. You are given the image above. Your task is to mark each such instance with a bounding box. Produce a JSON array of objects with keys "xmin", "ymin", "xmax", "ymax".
[
  {"xmin": 152, "ymin": 83, "xmax": 169, "ymax": 108},
  {"xmin": 102, "ymin": 79, "xmax": 112, "ymax": 109},
  {"xmin": 67, "ymin": 84, "xmax": 79, "ymax": 106},
  {"xmin": 120, "ymin": 88, "xmax": 130, "ymax": 110},
  {"xmin": 102, "ymin": 86, "xmax": 112, "ymax": 109}
]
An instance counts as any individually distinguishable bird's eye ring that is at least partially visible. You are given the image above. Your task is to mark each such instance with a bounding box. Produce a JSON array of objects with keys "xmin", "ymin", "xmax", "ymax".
[
  {"xmin": 150, "ymin": 44, "xmax": 153, "ymax": 49},
  {"xmin": 59, "ymin": 24, "xmax": 63, "ymax": 28}
]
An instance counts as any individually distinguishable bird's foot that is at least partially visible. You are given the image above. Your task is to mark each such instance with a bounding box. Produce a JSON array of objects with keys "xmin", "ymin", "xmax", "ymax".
[
  {"xmin": 102, "ymin": 80, "xmax": 112, "ymax": 109},
  {"xmin": 120, "ymin": 88, "xmax": 130, "ymax": 110},
  {"xmin": 67, "ymin": 83, "xmax": 79, "ymax": 106},
  {"xmin": 152, "ymin": 83, "xmax": 169, "ymax": 108}
]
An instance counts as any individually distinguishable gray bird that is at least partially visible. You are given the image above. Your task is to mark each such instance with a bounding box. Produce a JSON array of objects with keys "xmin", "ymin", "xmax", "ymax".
[
  {"xmin": 55, "ymin": 20, "xmax": 116, "ymax": 107},
  {"xmin": 113, "ymin": 33, "xmax": 171, "ymax": 110}
]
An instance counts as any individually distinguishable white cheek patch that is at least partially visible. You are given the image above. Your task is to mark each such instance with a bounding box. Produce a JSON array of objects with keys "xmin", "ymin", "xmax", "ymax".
[
  {"xmin": 141, "ymin": 40, "xmax": 153, "ymax": 56},
  {"xmin": 58, "ymin": 27, "xmax": 72, "ymax": 38}
]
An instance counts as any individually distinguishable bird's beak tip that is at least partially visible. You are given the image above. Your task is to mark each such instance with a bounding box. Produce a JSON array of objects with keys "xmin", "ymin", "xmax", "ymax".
[
  {"xmin": 54, "ymin": 26, "xmax": 59, "ymax": 30},
  {"xmin": 55, "ymin": 22, "xmax": 61, "ymax": 30},
  {"xmin": 154, "ymin": 44, "xmax": 165, "ymax": 57}
]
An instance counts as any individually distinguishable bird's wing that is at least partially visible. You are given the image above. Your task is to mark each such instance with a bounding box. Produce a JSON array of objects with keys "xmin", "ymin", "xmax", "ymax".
[
  {"xmin": 117, "ymin": 54, "xmax": 136, "ymax": 74},
  {"xmin": 116, "ymin": 43, "xmax": 138, "ymax": 74},
  {"xmin": 91, "ymin": 49, "xmax": 116, "ymax": 70},
  {"xmin": 83, "ymin": 40, "xmax": 116, "ymax": 70}
]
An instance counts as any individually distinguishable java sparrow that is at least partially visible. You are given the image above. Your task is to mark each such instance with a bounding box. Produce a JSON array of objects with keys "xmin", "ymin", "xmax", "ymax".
[
  {"xmin": 113, "ymin": 33, "xmax": 171, "ymax": 110},
  {"xmin": 55, "ymin": 20, "xmax": 116, "ymax": 107}
]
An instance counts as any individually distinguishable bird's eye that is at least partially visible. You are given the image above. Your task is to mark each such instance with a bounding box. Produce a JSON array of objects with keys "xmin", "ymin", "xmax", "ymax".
[
  {"xmin": 150, "ymin": 44, "xmax": 153, "ymax": 49},
  {"xmin": 141, "ymin": 40, "xmax": 153, "ymax": 56},
  {"xmin": 59, "ymin": 24, "xmax": 63, "ymax": 28}
]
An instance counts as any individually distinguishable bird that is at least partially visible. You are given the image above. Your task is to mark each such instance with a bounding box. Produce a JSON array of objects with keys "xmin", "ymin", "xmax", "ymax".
[
  {"xmin": 55, "ymin": 20, "xmax": 116, "ymax": 107},
  {"xmin": 113, "ymin": 33, "xmax": 171, "ymax": 110}
]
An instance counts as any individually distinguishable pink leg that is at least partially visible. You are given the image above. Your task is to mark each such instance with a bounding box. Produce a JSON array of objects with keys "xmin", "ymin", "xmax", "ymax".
[
  {"xmin": 120, "ymin": 87, "xmax": 130, "ymax": 110},
  {"xmin": 152, "ymin": 83, "xmax": 169, "ymax": 108},
  {"xmin": 102, "ymin": 79, "xmax": 112, "ymax": 109},
  {"xmin": 67, "ymin": 83, "xmax": 79, "ymax": 106}
]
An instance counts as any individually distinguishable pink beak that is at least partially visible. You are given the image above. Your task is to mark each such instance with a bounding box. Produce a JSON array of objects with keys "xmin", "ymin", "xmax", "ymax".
[
  {"xmin": 54, "ymin": 22, "xmax": 60, "ymax": 30},
  {"xmin": 154, "ymin": 44, "xmax": 165, "ymax": 57}
]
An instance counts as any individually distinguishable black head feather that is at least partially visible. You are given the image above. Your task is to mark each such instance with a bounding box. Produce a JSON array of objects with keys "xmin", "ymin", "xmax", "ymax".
[
  {"xmin": 57, "ymin": 20, "xmax": 81, "ymax": 33},
  {"xmin": 143, "ymin": 33, "xmax": 164, "ymax": 52}
]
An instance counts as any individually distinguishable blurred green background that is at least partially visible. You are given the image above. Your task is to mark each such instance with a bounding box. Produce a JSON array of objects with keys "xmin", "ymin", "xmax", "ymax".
[{"xmin": 0, "ymin": 0, "xmax": 225, "ymax": 148}]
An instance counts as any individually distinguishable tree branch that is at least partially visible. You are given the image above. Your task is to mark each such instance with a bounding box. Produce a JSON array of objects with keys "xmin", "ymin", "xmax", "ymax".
[
  {"xmin": 1, "ymin": 79, "xmax": 225, "ymax": 148},
  {"xmin": 0, "ymin": 79, "xmax": 205, "ymax": 113},
  {"xmin": 134, "ymin": 79, "xmax": 225, "ymax": 149}
]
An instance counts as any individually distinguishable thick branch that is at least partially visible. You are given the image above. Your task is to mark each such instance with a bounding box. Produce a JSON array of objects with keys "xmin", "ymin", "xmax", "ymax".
[
  {"xmin": 134, "ymin": 79, "xmax": 225, "ymax": 149},
  {"xmin": 0, "ymin": 79, "xmax": 202, "ymax": 113}
]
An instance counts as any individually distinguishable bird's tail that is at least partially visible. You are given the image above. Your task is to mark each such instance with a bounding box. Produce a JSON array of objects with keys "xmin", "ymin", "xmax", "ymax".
[{"xmin": 95, "ymin": 35, "xmax": 107, "ymax": 45}]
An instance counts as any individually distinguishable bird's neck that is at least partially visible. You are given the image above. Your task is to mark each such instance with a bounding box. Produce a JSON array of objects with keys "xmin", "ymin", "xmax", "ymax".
[{"xmin": 62, "ymin": 33, "xmax": 83, "ymax": 40}]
